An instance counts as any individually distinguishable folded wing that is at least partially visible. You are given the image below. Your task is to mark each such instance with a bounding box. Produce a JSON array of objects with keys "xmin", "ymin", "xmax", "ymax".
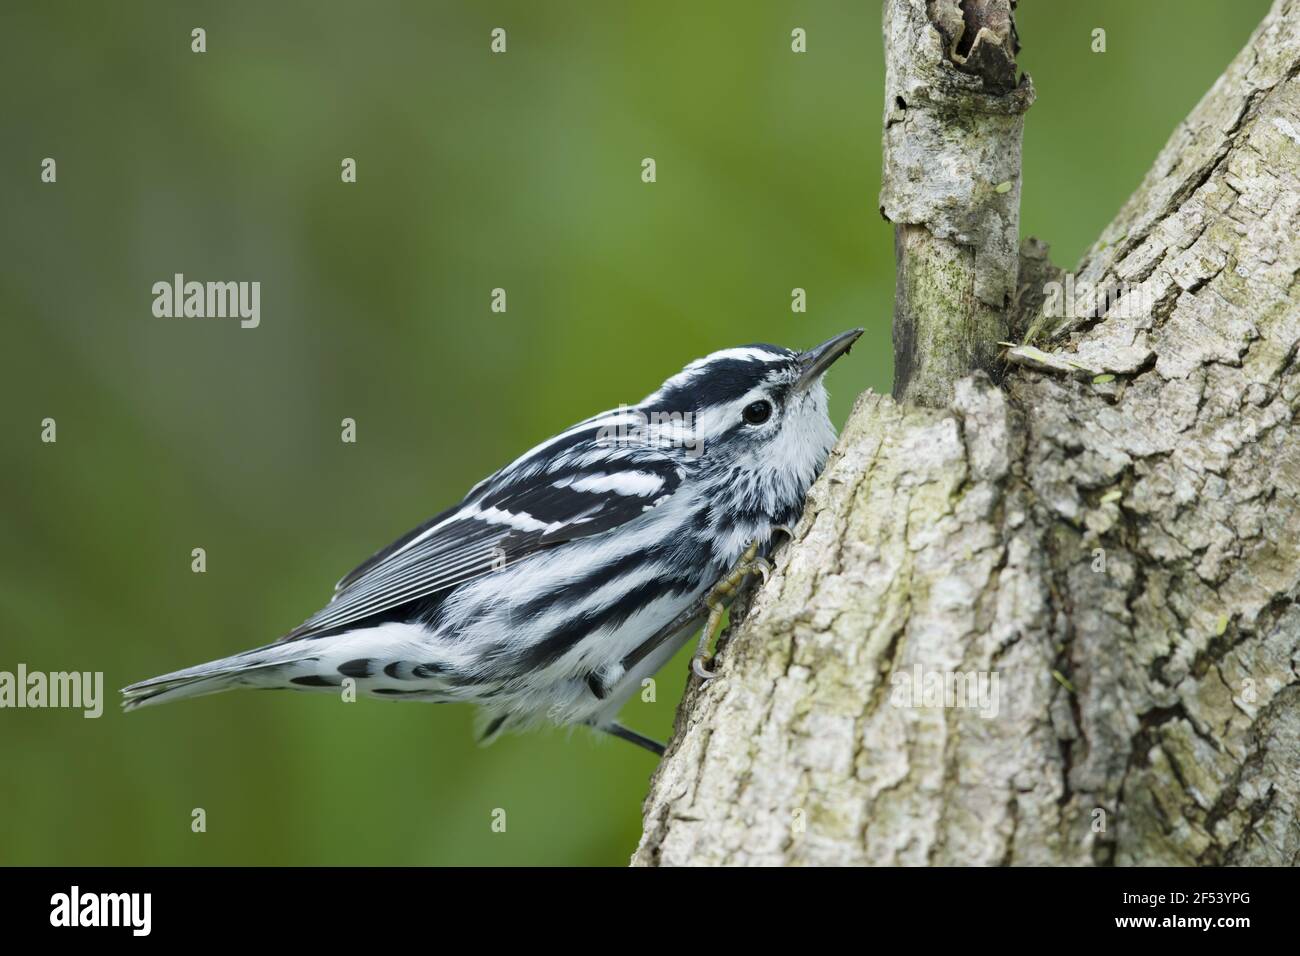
[{"xmin": 284, "ymin": 420, "xmax": 684, "ymax": 642}]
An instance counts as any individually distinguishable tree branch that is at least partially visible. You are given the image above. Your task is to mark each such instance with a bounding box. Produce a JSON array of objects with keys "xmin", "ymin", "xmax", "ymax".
[{"xmin": 882, "ymin": 0, "xmax": 1033, "ymax": 407}]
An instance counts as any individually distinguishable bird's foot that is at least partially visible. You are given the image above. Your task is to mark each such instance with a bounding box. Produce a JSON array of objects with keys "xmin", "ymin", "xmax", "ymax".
[{"xmin": 691, "ymin": 539, "xmax": 773, "ymax": 680}]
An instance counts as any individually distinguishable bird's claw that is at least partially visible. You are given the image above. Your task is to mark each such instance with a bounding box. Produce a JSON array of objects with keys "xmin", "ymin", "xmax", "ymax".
[
  {"xmin": 691, "ymin": 655, "xmax": 717, "ymax": 680},
  {"xmin": 691, "ymin": 540, "xmax": 772, "ymax": 682}
]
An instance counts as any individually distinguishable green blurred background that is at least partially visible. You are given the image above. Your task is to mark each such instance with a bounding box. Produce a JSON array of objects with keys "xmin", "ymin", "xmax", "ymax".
[{"xmin": 0, "ymin": 0, "xmax": 1270, "ymax": 865}]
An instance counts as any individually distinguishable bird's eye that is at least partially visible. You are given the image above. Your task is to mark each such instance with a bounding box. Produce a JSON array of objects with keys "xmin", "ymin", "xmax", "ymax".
[{"xmin": 742, "ymin": 400, "xmax": 772, "ymax": 425}]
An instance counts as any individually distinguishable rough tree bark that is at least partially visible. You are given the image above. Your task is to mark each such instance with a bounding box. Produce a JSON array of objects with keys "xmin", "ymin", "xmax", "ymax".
[{"xmin": 633, "ymin": 0, "xmax": 1300, "ymax": 866}]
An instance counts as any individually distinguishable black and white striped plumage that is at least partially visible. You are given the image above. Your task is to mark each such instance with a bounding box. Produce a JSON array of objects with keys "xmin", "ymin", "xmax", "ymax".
[{"xmin": 123, "ymin": 330, "xmax": 862, "ymax": 748}]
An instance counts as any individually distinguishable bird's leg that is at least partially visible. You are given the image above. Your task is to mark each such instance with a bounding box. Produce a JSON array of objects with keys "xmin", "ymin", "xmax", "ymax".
[
  {"xmin": 691, "ymin": 539, "xmax": 773, "ymax": 680},
  {"xmin": 601, "ymin": 722, "xmax": 665, "ymax": 756}
]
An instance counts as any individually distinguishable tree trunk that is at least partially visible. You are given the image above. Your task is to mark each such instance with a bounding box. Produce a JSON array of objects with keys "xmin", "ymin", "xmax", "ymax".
[{"xmin": 633, "ymin": 0, "xmax": 1300, "ymax": 866}]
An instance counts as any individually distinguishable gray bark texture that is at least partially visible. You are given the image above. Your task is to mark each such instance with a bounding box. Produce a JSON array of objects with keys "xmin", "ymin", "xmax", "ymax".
[{"xmin": 633, "ymin": 0, "xmax": 1300, "ymax": 866}]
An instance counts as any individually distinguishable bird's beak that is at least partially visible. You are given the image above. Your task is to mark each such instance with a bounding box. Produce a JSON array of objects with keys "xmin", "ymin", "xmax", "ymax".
[{"xmin": 794, "ymin": 328, "xmax": 863, "ymax": 391}]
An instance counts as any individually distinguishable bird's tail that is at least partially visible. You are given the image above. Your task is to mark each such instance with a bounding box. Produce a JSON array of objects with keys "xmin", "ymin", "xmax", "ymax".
[{"xmin": 121, "ymin": 643, "xmax": 307, "ymax": 712}]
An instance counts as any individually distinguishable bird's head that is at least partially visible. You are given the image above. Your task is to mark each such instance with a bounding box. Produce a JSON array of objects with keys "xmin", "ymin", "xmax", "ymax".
[{"xmin": 635, "ymin": 329, "xmax": 862, "ymax": 504}]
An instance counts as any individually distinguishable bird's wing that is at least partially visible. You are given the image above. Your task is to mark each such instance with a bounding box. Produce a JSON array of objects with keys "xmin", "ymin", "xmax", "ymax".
[{"xmin": 283, "ymin": 421, "xmax": 684, "ymax": 642}]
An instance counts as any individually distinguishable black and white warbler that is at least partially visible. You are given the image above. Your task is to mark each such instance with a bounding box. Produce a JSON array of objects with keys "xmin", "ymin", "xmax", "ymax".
[{"xmin": 122, "ymin": 330, "xmax": 862, "ymax": 754}]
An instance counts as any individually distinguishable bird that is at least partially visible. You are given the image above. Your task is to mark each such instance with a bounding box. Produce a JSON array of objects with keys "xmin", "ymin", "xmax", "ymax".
[{"xmin": 122, "ymin": 329, "xmax": 863, "ymax": 755}]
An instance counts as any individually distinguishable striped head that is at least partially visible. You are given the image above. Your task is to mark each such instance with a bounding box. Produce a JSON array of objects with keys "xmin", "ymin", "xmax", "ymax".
[{"xmin": 637, "ymin": 329, "xmax": 862, "ymax": 510}]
